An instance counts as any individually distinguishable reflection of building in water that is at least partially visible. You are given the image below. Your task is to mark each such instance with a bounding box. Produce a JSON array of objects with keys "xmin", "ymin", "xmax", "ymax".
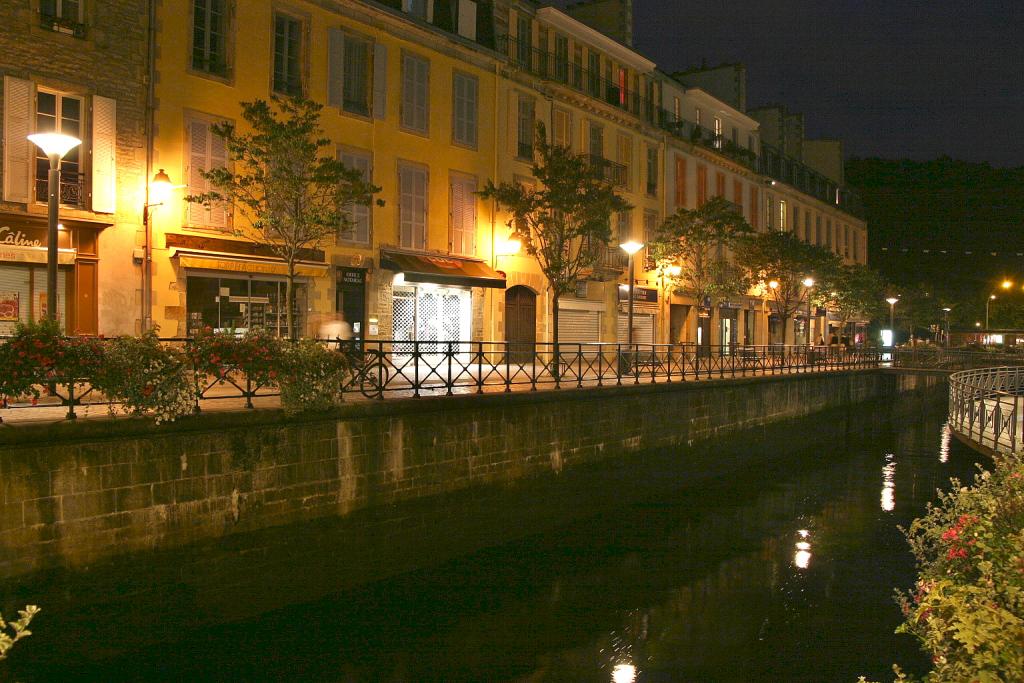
[
  {"xmin": 939, "ymin": 423, "xmax": 952, "ymax": 463},
  {"xmin": 794, "ymin": 528, "xmax": 812, "ymax": 569}
]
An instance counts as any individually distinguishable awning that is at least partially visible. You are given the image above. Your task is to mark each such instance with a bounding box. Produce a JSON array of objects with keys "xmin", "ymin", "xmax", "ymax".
[
  {"xmin": 380, "ymin": 251, "xmax": 506, "ymax": 289},
  {"xmin": 0, "ymin": 245, "xmax": 76, "ymax": 265},
  {"xmin": 173, "ymin": 249, "xmax": 329, "ymax": 278}
]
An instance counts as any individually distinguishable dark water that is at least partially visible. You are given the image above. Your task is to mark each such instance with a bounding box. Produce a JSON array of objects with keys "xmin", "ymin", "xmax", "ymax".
[{"xmin": 12, "ymin": 405, "xmax": 982, "ymax": 682}]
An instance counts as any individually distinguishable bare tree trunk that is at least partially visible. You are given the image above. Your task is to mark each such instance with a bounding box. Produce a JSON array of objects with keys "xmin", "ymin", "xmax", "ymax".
[{"xmin": 285, "ymin": 262, "xmax": 295, "ymax": 340}]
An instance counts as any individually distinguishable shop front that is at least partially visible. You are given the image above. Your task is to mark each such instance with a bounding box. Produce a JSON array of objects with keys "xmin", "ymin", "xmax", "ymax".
[
  {"xmin": 0, "ymin": 213, "xmax": 105, "ymax": 335},
  {"xmin": 381, "ymin": 250, "xmax": 504, "ymax": 356},
  {"xmin": 718, "ymin": 302, "xmax": 742, "ymax": 353},
  {"xmin": 617, "ymin": 285, "xmax": 658, "ymax": 345},
  {"xmin": 168, "ymin": 233, "xmax": 328, "ymax": 337}
]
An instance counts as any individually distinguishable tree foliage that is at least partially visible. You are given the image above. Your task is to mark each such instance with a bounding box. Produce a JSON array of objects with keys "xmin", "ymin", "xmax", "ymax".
[
  {"xmin": 733, "ymin": 230, "xmax": 840, "ymax": 343},
  {"xmin": 646, "ymin": 196, "xmax": 753, "ymax": 310},
  {"xmin": 187, "ymin": 96, "xmax": 380, "ymax": 338},
  {"xmin": 479, "ymin": 123, "xmax": 630, "ymax": 344},
  {"xmin": 822, "ymin": 264, "xmax": 887, "ymax": 331}
]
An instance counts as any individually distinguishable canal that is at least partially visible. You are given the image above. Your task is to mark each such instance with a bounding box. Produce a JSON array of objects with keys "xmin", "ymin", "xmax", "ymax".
[{"xmin": 9, "ymin": 399, "xmax": 980, "ymax": 682}]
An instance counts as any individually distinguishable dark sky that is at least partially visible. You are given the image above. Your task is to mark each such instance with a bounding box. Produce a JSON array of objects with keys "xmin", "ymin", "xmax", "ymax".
[{"xmin": 626, "ymin": 0, "xmax": 1024, "ymax": 167}]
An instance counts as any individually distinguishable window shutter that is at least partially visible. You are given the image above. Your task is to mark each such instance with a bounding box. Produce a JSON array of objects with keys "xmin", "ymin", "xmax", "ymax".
[
  {"xmin": 450, "ymin": 177, "xmax": 475, "ymax": 255},
  {"xmin": 3, "ymin": 76, "xmax": 33, "ymax": 204},
  {"xmin": 207, "ymin": 124, "xmax": 228, "ymax": 228},
  {"xmin": 327, "ymin": 29, "xmax": 345, "ymax": 109},
  {"xmin": 91, "ymin": 95, "xmax": 116, "ymax": 213},
  {"xmin": 373, "ymin": 43, "xmax": 387, "ymax": 119}
]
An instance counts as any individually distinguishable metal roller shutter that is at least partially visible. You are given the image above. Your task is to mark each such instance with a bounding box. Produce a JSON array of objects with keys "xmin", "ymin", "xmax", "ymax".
[
  {"xmin": 558, "ymin": 308, "xmax": 601, "ymax": 344},
  {"xmin": 617, "ymin": 312, "xmax": 654, "ymax": 345}
]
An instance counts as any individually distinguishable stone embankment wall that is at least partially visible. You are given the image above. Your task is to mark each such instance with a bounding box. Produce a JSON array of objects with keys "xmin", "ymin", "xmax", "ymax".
[{"xmin": 0, "ymin": 369, "xmax": 943, "ymax": 588}]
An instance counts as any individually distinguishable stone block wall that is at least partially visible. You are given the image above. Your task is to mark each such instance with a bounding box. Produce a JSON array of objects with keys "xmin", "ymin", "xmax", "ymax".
[{"xmin": 0, "ymin": 370, "xmax": 905, "ymax": 583}]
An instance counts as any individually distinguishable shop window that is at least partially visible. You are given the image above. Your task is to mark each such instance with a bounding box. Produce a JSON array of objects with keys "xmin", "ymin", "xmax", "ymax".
[
  {"xmin": 0, "ymin": 265, "xmax": 68, "ymax": 334},
  {"xmin": 185, "ymin": 275, "xmax": 306, "ymax": 337},
  {"xmin": 35, "ymin": 90, "xmax": 83, "ymax": 207},
  {"xmin": 392, "ymin": 285, "xmax": 471, "ymax": 355}
]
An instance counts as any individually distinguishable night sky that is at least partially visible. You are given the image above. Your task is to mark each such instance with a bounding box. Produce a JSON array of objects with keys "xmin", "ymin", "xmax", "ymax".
[{"xmin": 625, "ymin": 0, "xmax": 1024, "ymax": 167}]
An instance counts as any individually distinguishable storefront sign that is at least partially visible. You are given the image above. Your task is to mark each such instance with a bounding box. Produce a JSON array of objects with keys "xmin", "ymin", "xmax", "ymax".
[
  {"xmin": 617, "ymin": 286, "xmax": 658, "ymax": 304},
  {"xmin": 0, "ymin": 227, "xmax": 43, "ymax": 247},
  {"xmin": 0, "ymin": 245, "xmax": 77, "ymax": 265},
  {"xmin": 719, "ymin": 301, "xmax": 743, "ymax": 309},
  {"xmin": 339, "ymin": 268, "xmax": 366, "ymax": 285},
  {"xmin": 0, "ymin": 292, "xmax": 19, "ymax": 321}
]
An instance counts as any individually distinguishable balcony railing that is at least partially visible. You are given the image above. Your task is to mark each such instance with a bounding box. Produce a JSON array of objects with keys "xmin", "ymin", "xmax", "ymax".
[
  {"xmin": 583, "ymin": 153, "xmax": 627, "ymax": 187},
  {"xmin": 759, "ymin": 143, "xmax": 864, "ymax": 218},
  {"xmin": 35, "ymin": 172, "xmax": 84, "ymax": 208},
  {"xmin": 39, "ymin": 11, "xmax": 87, "ymax": 38}
]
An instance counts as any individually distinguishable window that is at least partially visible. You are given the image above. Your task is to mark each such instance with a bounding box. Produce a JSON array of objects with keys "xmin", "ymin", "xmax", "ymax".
[
  {"xmin": 327, "ymin": 31, "xmax": 371, "ymax": 116},
  {"xmin": 646, "ymin": 146, "xmax": 658, "ymax": 196},
  {"xmin": 588, "ymin": 121, "xmax": 603, "ymax": 158},
  {"xmin": 695, "ymin": 107, "xmax": 702, "ymax": 128},
  {"xmin": 733, "ymin": 178, "xmax": 743, "ymax": 207},
  {"xmin": 643, "ymin": 210, "xmax": 659, "ymax": 269},
  {"xmin": 572, "ymin": 45, "xmax": 583, "ymax": 88},
  {"xmin": 588, "ymin": 52, "xmax": 601, "ymax": 98},
  {"xmin": 34, "ymin": 91, "xmax": 83, "ymax": 206},
  {"xmin": 192, "ymin": 0, "xmax": 228, "ymax": 75},
  {"xmin": 552, "ymin": 109, "xmax": 571, "ymax": 148},
  {"xmin": 715, "ymin": 172, "xmax": 725, "ymax": 198},
  {"xmin": 40, "ymin": 0, "xmax": 82, "ymax": 23},
  {"xmin": 449, "ymin": 175, "xmax": 476, "ymax": 256},
  {"xmin": 731, "ymin": 126, "xmax": 738, "ymax": 145},
  {"xmin": 617, "ymin": 134, "xmax": 631, "ymax": 188},
  {"xmin": 765, "ymin": 195, "xmax": 773, "ymax": 229},
  {"xmin": 674, "ymin": 156, "xmax": 686, "ymax": 208},
  {"xmin": 339, "ymin": 149, "xmax": 372, "ymax": 245},
  {"xmin": 804, "ymin": 211, "xmax": 811, "ymax": 243},
  {"xmin": 826, "ymin": 219, "xmax": 833, "ymax": 250},
  {"xmin": 749, "ymin": 185, "xmax": 759, "ymax": 228},
  {"xmin": 452, "ymin": 71, "xmax": 478, "ymax": 147},
  {"xmin": 713, "ymin": 117, "xmax": 722, "ymax": 147},
  {"xmin": 616, "ymin": 209, "xmax": 631, "ymax": 241},
  {"xmin": 185, "ymin": 115, "xmax": 230, "ymax": 229},
  {"xmin": 516, "ymin": 95, "xmax": 535, "ymax": 159},
  {"xmin": 273, "ymin": 13, "xmax": 303, "ymax": 96},
  {"xmin": 815, "ymin": 215, "xmax": 822, "ymax": 244},
  {"xmin": 778, "ymin": 199, "xmax": 787, "ymax": 230},
  {"xmin": 574, "ymin": 280, "xmax": 588, "ymax": 298},
  {"xmin": 403, "ymin": 0, "xmax": 428, "ymax": 20},
  {"xmin": 554, "ymin": 35, "xmax": 569, "ymax": 83},
  {"xmin": 516, "ymin": 15, "xmax": 531, "ymax": 67},
  {"xmin": 696, "ymin": 165, "xmax": 707, "ymax": 206},
  {"xmin": 398, "ymin": 163, "xmax": 427, "ymax": 250},
  {"xmin": 673, "ymin": 96, "xmax": 681, "ymax": 122},
  {"xmin": 401, "ymin": 52, "xmax": 429, "ymax": 133},
  {"xmin": 793, "ymin": 205, "xmax": 800, "ymax": 237}
]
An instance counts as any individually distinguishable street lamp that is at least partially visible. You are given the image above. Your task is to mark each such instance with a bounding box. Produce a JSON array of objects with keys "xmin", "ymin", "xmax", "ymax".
[
  {"xmin": 986, "ymin": 294, "xmax": 996, "ymax": 330},
  {"xmin": 802, "ymin": 277, "xmax": 815, "ymax": 345},
  {"xmin": 141, "ymin": 169, "xmax": 182, "ymax": 331},
  {"xmin": 28, "ymin": 132, "xmax": 81, "ymax": 323},
  {"xmin": 886, "ymin": 296, "xmax": 899, "ymax": 333},
  {"xmin": 942, "ymin": 307, "xmax": 951, "ymax": 347},
  {"xmin": 1002, "ymin": 279, "xmax": 1012, "ymax": 290},
  {"xmin": 619, "ymin": 240, "xmax": 644, "ymax": 346}
]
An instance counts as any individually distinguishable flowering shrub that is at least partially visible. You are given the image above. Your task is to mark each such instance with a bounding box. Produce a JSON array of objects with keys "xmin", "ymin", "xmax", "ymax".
[
  {"xmin": 276, "ymin": 339, "xmax": 351, "ymax": 414},
  {"xmin": 0, "ymin": 320, "xmax": 103, "ymax": 403},
  {"xmin": 92, "ymin": 332, "xmax": 195, "ymax": 423},
  {"xmin": 891, "ymin": 457, "xmax": 1024, "ymax": 682},
  {"xmin": 187, "ymin": 327, "xmax": 283, "ymax": 389}
]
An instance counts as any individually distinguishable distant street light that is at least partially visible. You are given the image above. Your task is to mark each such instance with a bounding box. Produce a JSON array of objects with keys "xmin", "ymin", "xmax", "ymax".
[
  {"xmin": 942, "ymin": 307, "xmax": 951, "ymax": 347},
  {"xmin": 886, "ymin": 297, "xmax": 899, "ymax": 333},
  {"xmin": 1002, "ymin": 279, "xmax": 1013, "ymax": 290},
  {"xmin": 803, "ymin": 277, "xmax": 815, "ymax": 345},
  {"xmin": 28, "ymin": 132, "xmax": 82, "ymax": 323},
  {"xmin": 986, "ymin": 294, "xmax": 997, "ymax": 330}
]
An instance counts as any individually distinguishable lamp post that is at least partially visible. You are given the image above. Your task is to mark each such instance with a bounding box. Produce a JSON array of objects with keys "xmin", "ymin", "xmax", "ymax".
[
  {"xmin": 658, "ymin": 263, "xmax": 681, "ymax": 343},
  {"xmin": 886, "ymin": 296, "xmax": 899, "ymax": 337},
  {"xmin": 27, "ymin": 132, "xmax": 81, "ymax": 323},
  {"xmin": 985, "ymin": 293, "xmax": 997, "ymax": 331},
  {"xmin": 768, "ymin": 280, "xmax": 779, "ymax": 344},
  {"xmin": 802, "ymin": 277, "xmax": 815, "ymax": 345},
  {"xmin": 942, "ymin": 307, "xmax": 951, "ymax": 347},
  {"xmin": 141, "ymin": 169, "xmax": 178, "ymax": 331},
  {"xmin": 619, "ymin": 241, "xmax": 644, "ymax": 346}
]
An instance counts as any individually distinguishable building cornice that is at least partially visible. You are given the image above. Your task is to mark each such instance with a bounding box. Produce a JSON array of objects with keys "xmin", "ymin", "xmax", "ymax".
[{"xmin": 535, "ymin": 7, "xmax": 656, "ymax": 73}]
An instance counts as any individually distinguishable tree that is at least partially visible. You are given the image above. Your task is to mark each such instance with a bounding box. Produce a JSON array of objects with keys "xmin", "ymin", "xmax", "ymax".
[
  {"xmin": 647, "ymin": 196, "xmax": 753, "ymax": 316},
  {"xmin": 187, "ymin": 96, "xmax": 380, "ymax": 338},
  {"xmin": 821, "ymin": 264, "xmax": 886, "ymax": 337},
  {"xmin": 479, "ymin": 123, "xmax": 631, "ymax": 346},
  {"xmin": 734, "ymin": 230, "xmax": 840, "ymax": 344}
]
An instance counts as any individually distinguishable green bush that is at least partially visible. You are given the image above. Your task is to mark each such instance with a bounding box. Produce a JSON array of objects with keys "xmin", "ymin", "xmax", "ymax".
[
  {"xmin": 276, "ymin": 339, "xmax": 350, "ymax": 414},
  {"xmin": 92, "ymin": 332, "xmax": 196, "ymax": 423}
]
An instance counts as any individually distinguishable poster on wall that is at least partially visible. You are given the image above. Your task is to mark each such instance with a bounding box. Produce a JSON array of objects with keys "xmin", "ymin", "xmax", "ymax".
[
  {"xmin": 37, "ymin": 293, "xmax": 47, "ymax": 321},
  {"xmin": 0, "ymin": 292, "xmax": 19, "ymax": 321}
]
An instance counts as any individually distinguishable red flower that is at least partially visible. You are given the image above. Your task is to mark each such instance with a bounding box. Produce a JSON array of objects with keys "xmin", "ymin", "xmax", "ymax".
[{"xmin": 941, "ymin": 528, "xmax": 959, "ymax": 542}]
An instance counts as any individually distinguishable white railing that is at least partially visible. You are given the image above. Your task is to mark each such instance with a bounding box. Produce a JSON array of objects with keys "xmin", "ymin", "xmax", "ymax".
[{"xmin": 948, "ymin": 366, "xmax": 1024, "ymax": 455}]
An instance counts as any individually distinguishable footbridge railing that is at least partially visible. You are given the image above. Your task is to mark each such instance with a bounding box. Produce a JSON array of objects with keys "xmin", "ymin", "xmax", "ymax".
[{"xmin": 948, "ymin": 366, "xmax": 1024, "ymax": 455}]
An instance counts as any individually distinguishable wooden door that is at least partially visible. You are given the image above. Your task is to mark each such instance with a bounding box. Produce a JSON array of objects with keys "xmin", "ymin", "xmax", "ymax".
[{"xmin": 504, "ymin": 286, "xmax": 536, "ymax": 363}]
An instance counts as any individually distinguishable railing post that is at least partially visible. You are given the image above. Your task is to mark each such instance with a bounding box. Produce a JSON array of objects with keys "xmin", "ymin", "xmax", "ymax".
[
  {"xmin": 413, "ymin": 341, "xmax": 421, "ymax": 398},
  {"xmin": 446, "ymin": 341, "xmax": 454, "ymax": 396},
  {"xmin": 477, "ymin": 341, "xmax": 485, "ymax": 394}
]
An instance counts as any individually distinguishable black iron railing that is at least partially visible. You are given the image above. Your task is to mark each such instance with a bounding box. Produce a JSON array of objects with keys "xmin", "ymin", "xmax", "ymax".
[
  {"xmin": 0, "ymin": 338, "xmax": 880, "ymax": 421},
  {"xmin": 583, "ymin": 153, "xmax": 627, "ymax": 187}
]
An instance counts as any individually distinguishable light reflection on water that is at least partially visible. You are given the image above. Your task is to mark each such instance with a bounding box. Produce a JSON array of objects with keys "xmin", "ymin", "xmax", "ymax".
[{"xmin": 18, "ymin": 407, "xmax": 985, "ymax": 683}]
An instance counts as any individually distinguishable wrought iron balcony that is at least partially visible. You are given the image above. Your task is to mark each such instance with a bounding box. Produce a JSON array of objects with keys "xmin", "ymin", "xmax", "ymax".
[
  {"xmin": 39, "ymin": 11, "xmax": 87, "ymax": 38},
  {"xmin": 582, "ymin": 154, "xmax": 627, "ymax": 187},
  {"xmin": 35, "ymin": 172, "xmax": 84, "ymax": 208}
]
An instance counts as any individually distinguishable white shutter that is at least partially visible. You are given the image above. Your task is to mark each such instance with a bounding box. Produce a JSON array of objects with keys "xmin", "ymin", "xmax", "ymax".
[
  {"xmin": 91, "ymin": 95, "xmax": 116, "ymax": 213},
  {"xmin": 399, "ymin": 165, "xmax": 427, "ymax": 250},
  {"xmin": 186, "ymin": 119, "xmax": 208, "ymax": 226},
  {"xmin": 450, "ymin": 176, "xmax": 475, "ymax": 256},
  {"xmin": 327, "ymin": 29, "xmax": 345, "ymax": 109},
  {"xmin": 3, "ymin": 76, "xmax": 33, "ymax": 204},
  {"xmin": 457, "ymin": 0, "xmax": 477, "ymax": 40},
  {"xmin": 372, "ymin": 43, "xmax": 387, "ymax": 120},
  {"xmin": 207, "ymin": 123, "xmax": 228, "ymax": 229},
  {"xmin": 558, "ymin": 309, "xmax": 601, "ymax": 344}
]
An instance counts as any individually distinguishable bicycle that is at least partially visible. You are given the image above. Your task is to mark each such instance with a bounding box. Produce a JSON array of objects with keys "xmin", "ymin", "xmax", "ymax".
[{"xmin": 336, "ymin": 341, "xmax": 390, "ymax": 399}]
